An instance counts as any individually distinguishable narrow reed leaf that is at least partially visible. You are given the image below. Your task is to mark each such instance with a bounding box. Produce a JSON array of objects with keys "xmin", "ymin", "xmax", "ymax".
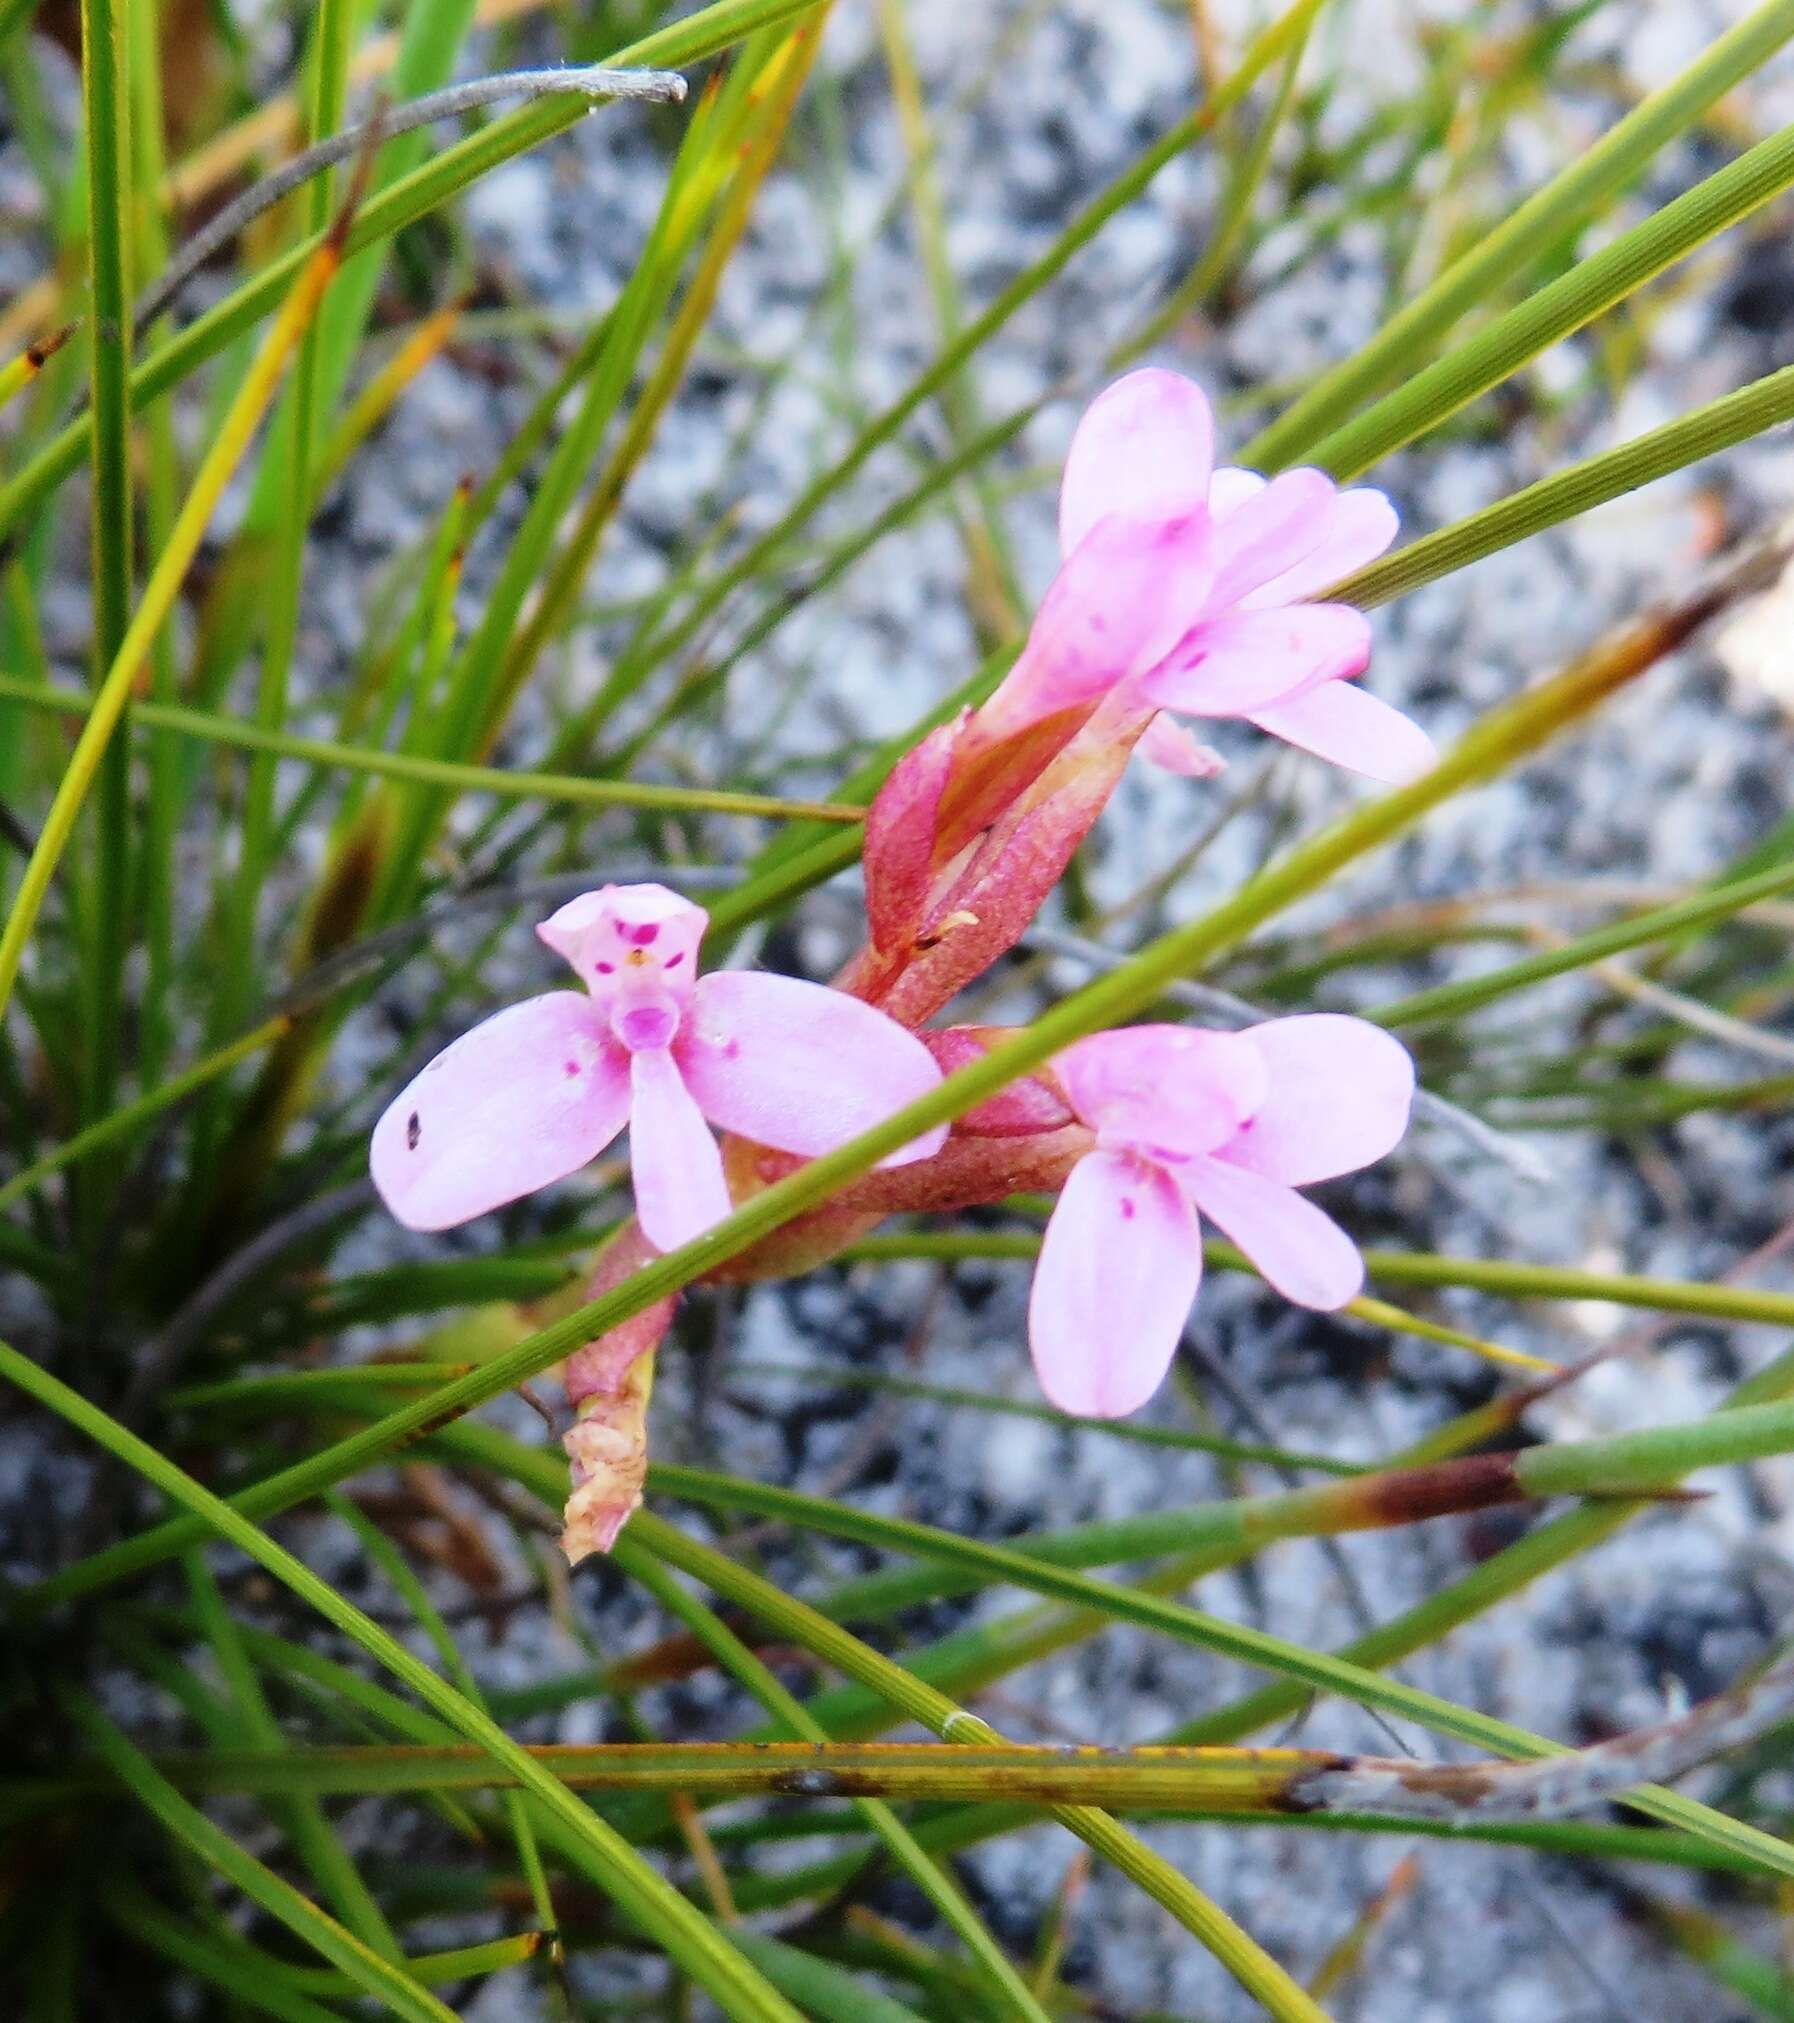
[
  {"xmin": 324, "ymin": 1493, "xmax": 560, "ymax": 1975},
  {"xmin": 67, "ymin": 1696, "xmax": 458, "ymax": 2023},
  {"xmin": 1309, "ymin": 117, "xmax": 1794, "ymax": 480},
  {"xmin": 843, "ymin": 1236, "xmax": 1556, "ymax": 1376},
  {"xmin": 639, "ymin": 1469, "xmax": 1794, "ymax": 1882},
  {"xmin": 1339, "ymin": 373, "xmax": 1794, "ymax": 608},
  {"xmin": 491, "ymin": 20, "xmax": 825, "ymax": 748},
  {"xmin": 183, "ymin": 1548, "xmax": 401, "ymax": 1958},
  {"xmin": 210, "ymin": 0, "xmax": 360, "ymax": 1063},
  {"xmin": 727, "ymin": 1936, "xmax": 931, "ymax": 2023},
  {"xmin": 628, "ymin": 1514, "xmax": 1334, "ymax": 2023},
  {"xmin": 44, "ymin": 1701, "xmax": 1794, "ymax": 1820},
  {"xmin": 604, "ymin": 0, "xmax": 1327, "ymax": 696},
  {"xmin": 1358, "ymin": 1247, "xmax": 1794, "ymax": 1326},
  {"xmin": 77, "ymin": 0, "xmax": 134, "ymax": 1133},
  {"xmin": 724, "ymin": 1361, "xmax": 1362, "ymax": 1474},
  {"xmin": 0, "ymin": 1016, "xmax": 289, "ymax": 1213},
  {"xmin": 313, "ymin": 302, "xmax": 464, "ymax": 493},
  {"xmin": 613, "ymin": 1537, "xmax": 1058, "ymax": 2023},
  {"xmin": 0, "ymin": 0, "xmax": 823, "ymax": 538},
  {"xmin": 105, "ymin": 1884, "xmax": 349, "ymax": 2023},
  {"xmin": 1371, "ymin": 857, "xmax": 1794, "ymax": 1027},
  {"xmin": 0, "ymin": 225, "xmax": 347, "ymax": 1025},
  {"xmin": 733, "ymin": 1814, "xmax": 1766, "ymax": 1913},
  {"xmin": 848, "ymin": 1226, "xmax": 1794, "ymax": 1357},
  {"xmin": 134, "ymin": 64, "xmax": 687, "ymax": 329},
  {"xmin": 1245, "ymin": 0, "xmax": 1794, "ymax": 466},
  {"xmin": 0, "ymin": 674, "xmax": 867, "ymax": 824}
]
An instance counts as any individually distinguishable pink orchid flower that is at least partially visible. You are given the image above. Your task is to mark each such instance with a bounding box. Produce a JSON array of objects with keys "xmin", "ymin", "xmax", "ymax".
[
  {"xmin": 370, "ymin": 883, "xmax": 948, "ymax": 1253},
  {"xmin": 979, "ymin": 367, "xmax": 1433, "ymax": 785},
  {"xmin": 1029, "ymin": 1016, "xmax": 1415, "ymax": 1418}
]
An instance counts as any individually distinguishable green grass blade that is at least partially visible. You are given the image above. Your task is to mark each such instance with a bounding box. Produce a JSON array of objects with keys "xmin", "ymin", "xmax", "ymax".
[
  {"xmin": 1245, "ymin": 0, "xmax": 1794, "ymax": 466},
  {"xmin": 597, "ymin": 0, "xmax": 1327, "ymax": 704},
  {"xmin": 638, "ymin": 1470, "xmax": 1794, "ymax": 1885},
  {"xmin": 731, "ymin": 1935, "xmax": 934, "ymax": 2023},
  {"xmin": 1338, "ymin": 363, "xmax": 1794, "ymax": 608},
  {"xmin": 0, "ymin": 1341, "xmax": 808, "ymax": 2023},
  {"xmin": 212, "ymin": 0, "xmax": 358, "ymax": 1053},
  {"xmin": 1371, "ymin": 857, "xmax": 1794, "ymax": 1026},
  {"xmin": 1308, "ymin": 116, "xmax": 1794, "ymax": 480},
  {"xmin": 615, "ymin": 1538, "xmax": 1057, "ymax": 2023},
  {"xmin": 0, "ymin": 673, "xmax": 867, "ymax": 825},
  {"xmin": 628, "ymin": 1514, "xmax": 1335, "ymax": 2023},
  {"xmin": 67, "ymin": 1695, "xmax": 456, "ymax": 2023},
  {"xmin": 183, "ymin": 1548, "xmax": 400, "ymax": 1958},
  {"xmin": 0, "ymin": 0, "xmax": 831, "ymax": 540},
  {"xmin": 0, "ymin": 230, "xmax": 345, "ymax": 1028},
  {"xmin": 106, "ymin": 1881, "xmax": 355, "ymax": 2023},
  {"xmin": 76, "ymin": 0, "xmax": 134, "ymax": 1144}
]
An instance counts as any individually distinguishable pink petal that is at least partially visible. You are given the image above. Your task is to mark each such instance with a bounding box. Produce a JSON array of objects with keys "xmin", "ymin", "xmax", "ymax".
[
  {"xmin": 1208, "ymin": 466, "xmax": 1267, "ymax": 519},
  {"xmin": 1242, "ymin": 488, "xmax": 1399, "ymax": 608},
  {"xmin": 370, "ymin": 994, "xmax": 629, "ymax": 1232},
  {"xmin": 998, "ymin": 512, "xmax": 1208, "ymax": 727},
  {"xmin": 1138, "ymin": 713, "xmax": 1226, "ymax": 779},
  {"xmin": 1058, "ymin": 369, "xmax": 1215, "ymax": 554},
  {"xmin": 1218, "ymin": 1015, "xmax": 1415, "ymax": 1186},
  {"xmin": 1203, "ymin": 468, "xmax": 1337, "ymax": 612},
  {"xmin": 680, "ymin": 972, "xmax": 948, "ymax": 1168},
  {"xmin": 1029, "ymin": 1150, "xmax": 1200, "ymax": 1416},
  {"xmin": 1055, "ymin": 1024, "xmax": 1268, "ymax": 1158},
  {"xmin": 1180, "ymin": 1154, "xmax": 1364, "ymax": 1310},
  {"xmin": 628, "ymin": 1046, "xmax": 732, "ymax": 1253},
  {"xmin": 1248, "ymin": 678, "xmax": 1436, "ymax": 784},
  {"xmin": 537, "ymin": 882, "xmax": 707, "ymax": 995},
  {"xmin": 1141, "ymin": 604, "xmax": 1372, "ymax": 718}
]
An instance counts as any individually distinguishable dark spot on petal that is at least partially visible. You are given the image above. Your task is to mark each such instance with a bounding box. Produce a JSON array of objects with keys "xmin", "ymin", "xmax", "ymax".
[
  {"xmin": 595, "ymin": 961, "xmax": 615, "ymax": 975},
  {"xmin": 628, "ymin": 921, "xmax": 660, "ymax": 946},
  {"xmin": 1120, "ymin": 1196, "xmax": 1135, "ymax": 1219},
  {"xmin": 406, "ymin": 1112, "xmax": 422, "ymax": 1151},
  {"xmin": 664, "ymin": 952, "xmax": 684, "ymax": 968},
  {"xmin": 564, "ymin": 1060, "xmax": 580, "ymax": 1077}
]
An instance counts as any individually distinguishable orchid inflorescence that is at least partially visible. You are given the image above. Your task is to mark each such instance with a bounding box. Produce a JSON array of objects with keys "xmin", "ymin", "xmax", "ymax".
[{"xmin": 370, "ymin": 369, "xmax": 1425, "ymax": 1558}]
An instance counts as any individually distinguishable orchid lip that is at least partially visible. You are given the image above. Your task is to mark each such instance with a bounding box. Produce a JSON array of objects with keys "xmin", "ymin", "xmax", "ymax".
[{"xmin": 615, "ymin": 1001, "xmax": 680, "ymax": 1053}]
